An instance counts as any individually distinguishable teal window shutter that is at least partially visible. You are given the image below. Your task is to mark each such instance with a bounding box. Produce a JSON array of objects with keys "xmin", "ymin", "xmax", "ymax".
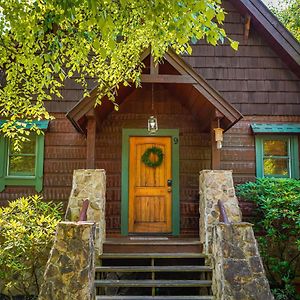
[
  {"xmin": 35, "ymin": 134, "xmax": 45, "ymax": 192},
  {"xmin": 0, "ymin": 137, "xmax": 6, "ymax": 192},
  {"xmin": 0, "ymin": 120, "xmax": 48, "ymax": 192}
]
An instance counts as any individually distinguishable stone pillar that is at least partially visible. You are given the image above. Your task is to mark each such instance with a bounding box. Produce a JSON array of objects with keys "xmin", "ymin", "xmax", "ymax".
[
  {"xmin": 212, "ymin": 223, "xmax": 274, "ymax": 300},
  {"xmin": 65, "ymin": 169, "xmax": 106, "ymax": 255},
  {"xmin": 199, "ymin": 170, "xmax": 242, "ymax": 253},
  {"xmin": 39, "ymin": 221, "xmax": 96, "ymax": 300}
]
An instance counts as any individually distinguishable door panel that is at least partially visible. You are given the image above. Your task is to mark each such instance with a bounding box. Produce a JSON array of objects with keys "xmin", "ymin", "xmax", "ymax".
[{"xmin": 129, "ymin": 136, "xmax": 172, "ymax": 233}]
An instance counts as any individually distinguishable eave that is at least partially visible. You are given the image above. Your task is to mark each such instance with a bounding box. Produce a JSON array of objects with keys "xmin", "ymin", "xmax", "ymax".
[{"xmin": 66, "ymin": 49, "xmax": 243, "ymax": 133}]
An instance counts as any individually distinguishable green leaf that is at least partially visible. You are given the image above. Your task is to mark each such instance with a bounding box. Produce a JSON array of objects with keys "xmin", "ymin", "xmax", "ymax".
[{"xmin": 230, "ymin": 40, "xmax": 239, "ymax": 51}]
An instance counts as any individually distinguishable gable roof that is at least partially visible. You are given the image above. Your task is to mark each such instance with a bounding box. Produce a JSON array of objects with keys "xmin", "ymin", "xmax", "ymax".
[
  {"xmin": 66, "ymin": 49, "xmax": 243, "ymax": 133},
  {"xmin": 230, "ymin": 0, "xmax": 300, "ymax": 76}
]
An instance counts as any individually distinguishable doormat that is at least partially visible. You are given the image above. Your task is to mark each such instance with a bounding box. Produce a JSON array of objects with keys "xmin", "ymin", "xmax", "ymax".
[{"xmin": 129, "ymin": 237, "xmax": 169, "ymax": 241}]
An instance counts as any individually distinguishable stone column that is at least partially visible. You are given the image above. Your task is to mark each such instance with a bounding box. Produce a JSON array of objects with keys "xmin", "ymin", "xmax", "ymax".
[
  {"xmin": 39, "ymin": 222, "xmax": 96, "ymax": 300},
  {"xmin": 65, "ymin": 169, "xmax": 106, "ymax": 255},
  {"xmin": 199, "ymin": 170, "xmax": 242, "ymax": 253},
  {"xmin": 212, "ymin": 223, "xmax": 274, "ymax": 300}
]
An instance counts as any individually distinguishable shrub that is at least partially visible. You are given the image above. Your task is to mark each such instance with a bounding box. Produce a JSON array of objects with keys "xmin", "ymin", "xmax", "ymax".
[
  {"xmin": 237, "ymin": 178, "xmax": 300, "ymax": 300},
  {"xmin": 0, "ymin": 195, "xmax": 62, "ymax": 298}
]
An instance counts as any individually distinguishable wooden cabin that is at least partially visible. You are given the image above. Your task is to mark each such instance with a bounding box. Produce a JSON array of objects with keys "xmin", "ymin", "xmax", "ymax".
[{"xmin": 0, "ymin": 0, "xmax": 300, "ymax": 239}]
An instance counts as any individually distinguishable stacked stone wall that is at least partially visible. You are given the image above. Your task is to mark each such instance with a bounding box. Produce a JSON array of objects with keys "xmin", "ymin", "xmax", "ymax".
[
  {"xmin": 39, "ymin": 222, "xmax": 95, "ymax": 300},
  {"xmin": 65, "ymin": 169, "xmax": 106, "ymax": 255},
  {"xmin": 199, "ymin": 170, "xmax": 273, "ymax": 300},
  {"xmin": 199, "ymin": 170, "xmax": 241, "ymax": 252},
  {"xmin": 212, "ymin": 223, "xmax": 274, "ymax": 300}
]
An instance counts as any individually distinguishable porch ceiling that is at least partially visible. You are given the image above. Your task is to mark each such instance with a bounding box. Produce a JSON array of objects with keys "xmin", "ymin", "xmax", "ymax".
[{"xmin": 66, "ymin": 49, "xmax": 243, "ymax": 134}]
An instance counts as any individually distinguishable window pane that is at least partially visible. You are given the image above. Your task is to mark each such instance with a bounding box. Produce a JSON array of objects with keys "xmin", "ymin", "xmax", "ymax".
[
  {"xmin": 264, "ymin": 158, "xmax": 288, "ymax": 176},
  {"xmin": 9, "ymin": 137, "xmax": 36, "ymax": 155},
  {"xmin": 263, "ymin": 140, "xmax": 288, "ymax": 156},
  {"xmin": 8, "ymin": 156, "xmax": 35, "ymax": 176}
]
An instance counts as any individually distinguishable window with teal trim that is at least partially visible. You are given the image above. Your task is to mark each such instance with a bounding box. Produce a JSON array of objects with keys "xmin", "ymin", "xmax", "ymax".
[
  {"xmin": 255, "ymin": 135, "xmax": 299, "ymax": 179},
  {"xmin": 0, "ymin": 120, "xmax": 48, "ymax": 192}
]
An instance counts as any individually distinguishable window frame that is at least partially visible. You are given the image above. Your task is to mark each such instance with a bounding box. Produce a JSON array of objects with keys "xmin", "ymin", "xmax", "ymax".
[
  {"xmin": 255, "ymin": 135, "xmax": 299, "ymax": 179},
  {"xmin": 0, "ymin": 134, "xmax": 45, "ymax": 192}
]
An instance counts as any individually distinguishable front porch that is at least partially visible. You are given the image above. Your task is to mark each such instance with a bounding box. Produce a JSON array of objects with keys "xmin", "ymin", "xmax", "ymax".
[
  {"xmin": 39, "ymin": 169, "xmax": 273, "ymax": 300},
  {"xmin": 66, "ymin": 50, "xmax": 242, "ymax": 237}
]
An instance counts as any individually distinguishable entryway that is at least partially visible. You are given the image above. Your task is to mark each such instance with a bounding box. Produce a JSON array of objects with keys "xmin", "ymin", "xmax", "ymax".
[
  {"xmin": 129, "ymin": 136, "xmax": 172, "ymax": 233},
  {"xmin": 121, "ymin": 129, "xmax": 180, "ymax": 236}
]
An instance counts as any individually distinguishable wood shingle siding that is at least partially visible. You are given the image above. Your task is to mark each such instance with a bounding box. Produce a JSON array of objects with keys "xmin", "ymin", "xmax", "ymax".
[
  {"xmin": 222, "ymin": 116, "xmax": 300, "ymax": 185},
  {"xmin": 44, "ymin": 0, "xmax": 300, "ymax": 118}
]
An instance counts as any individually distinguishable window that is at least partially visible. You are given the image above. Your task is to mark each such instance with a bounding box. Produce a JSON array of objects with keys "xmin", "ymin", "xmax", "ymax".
[
  {"xmin": 0, "ymin": 120, "xmax": 48, "ymax": 192},
  {"xmin": 255, "ymin": 135, "xmax": 299, "ymax": 178}
]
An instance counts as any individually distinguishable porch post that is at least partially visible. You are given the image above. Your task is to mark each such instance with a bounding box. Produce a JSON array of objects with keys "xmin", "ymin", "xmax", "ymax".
[
  {"xmin": 86, "ymin": 110, "xmax": 96, "ymax": 169},
  {"xmin": 65, "ymin": 169, "xmax": 106, "ymax": 255},
  {"xmin": 211, "ymin": 119, "xmax": 221, "ymax": 169}
]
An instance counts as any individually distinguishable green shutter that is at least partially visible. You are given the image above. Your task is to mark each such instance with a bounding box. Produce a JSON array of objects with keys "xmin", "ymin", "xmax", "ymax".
[
  {"xmin": 255, "ymin": 136, "xmax": 264, "ymax": 178},
  {"xmin": 35, "ymin": 135, "xmax": 45, "ymax": 192},
  {"xmin": 0, "ymin": 136, "xmax": 6, "ymax": 192},
  {"xmin": 290, "ymin": 136, "xmax": 299, "ymax": 179}
]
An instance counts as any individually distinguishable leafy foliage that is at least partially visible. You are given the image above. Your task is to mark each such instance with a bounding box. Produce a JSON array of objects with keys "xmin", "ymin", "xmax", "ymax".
[
  {"xmin": 237, "ymin": 178, "xmax": 300, "ymax": 300},
  {"xmin": 0, "ymin": 0, "xmax": 238, "ymax": 145},
  {"xmin": 0, "ymin": 195, "xmax": 62, "ymax": 297},
  {"xmin": 269, "ymin": 0, "xmax": 300, "ymax": 42}
]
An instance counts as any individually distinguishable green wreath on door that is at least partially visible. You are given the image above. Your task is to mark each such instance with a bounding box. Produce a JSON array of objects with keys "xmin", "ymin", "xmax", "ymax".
[{"xmin": 141, "ymin": 146, "xmax": 163, "ymax": 168}]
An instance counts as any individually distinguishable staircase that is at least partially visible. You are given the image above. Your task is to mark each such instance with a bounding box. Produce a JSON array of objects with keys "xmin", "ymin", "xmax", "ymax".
[{"xmin": 95, "ymin": 238, "xmax": 213, "ymax": 300}]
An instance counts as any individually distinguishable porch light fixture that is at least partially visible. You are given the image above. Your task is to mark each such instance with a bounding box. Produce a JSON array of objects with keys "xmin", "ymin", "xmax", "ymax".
[
  {"xmin": 148, "ymin": 116, "xmax": 158, "ymax": 134},
  {"xmin": 214, "ymin": 127, "xmax": 224, "ymax": 149}
]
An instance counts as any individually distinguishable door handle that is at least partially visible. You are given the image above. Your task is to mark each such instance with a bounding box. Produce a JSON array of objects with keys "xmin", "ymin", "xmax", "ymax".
[{"xmin": 167, "ymin": 179, "xmax": 172, "ymax": 192}]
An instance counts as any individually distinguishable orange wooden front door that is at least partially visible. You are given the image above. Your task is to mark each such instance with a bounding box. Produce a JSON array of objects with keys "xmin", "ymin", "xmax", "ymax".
[{"xmin": 129, "ymin": 136, "xmax": 172, "ymax": 233}]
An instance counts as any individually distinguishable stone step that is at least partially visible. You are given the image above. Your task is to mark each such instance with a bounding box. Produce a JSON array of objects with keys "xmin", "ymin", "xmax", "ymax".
[
  {"xmin": 95, "ymin": 265, "xmax": 212, "ymax": 273},
  {"xmin": 95, "ymin": 279, "xmax": 212, "ymax": 288},
  {"xmin": 96, "ymin": 296, "xmax": 214, "ymax": 300}
]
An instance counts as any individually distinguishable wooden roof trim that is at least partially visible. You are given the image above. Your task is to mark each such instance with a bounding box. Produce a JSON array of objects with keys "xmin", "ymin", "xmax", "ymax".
[
  {"xmin": 164, "ymin": 50, "xmax": 243, "ymax": 123},
  {"xmin": 67, "ymin": 48, "xmax": 243, "ymax": 131},
  {"xmin": 230, "ymin": 0, "xmax": 300, "ymax": 75},
  {"xmin": 66, "ymin": 85, "xmax": 98, "ymax": 124},
  {"xmin": 66, "ymin": 49, "xmax": 151, "ymax": 124}
]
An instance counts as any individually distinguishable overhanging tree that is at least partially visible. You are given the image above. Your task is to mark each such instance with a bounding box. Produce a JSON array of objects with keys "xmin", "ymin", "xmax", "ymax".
[
  {"xmin": 269, "ymin": 0, "xmax": 300, "ymax": 42},
  {"xmin": 0, "ymin": 0, "xmax": 238, "ymax": 145}
]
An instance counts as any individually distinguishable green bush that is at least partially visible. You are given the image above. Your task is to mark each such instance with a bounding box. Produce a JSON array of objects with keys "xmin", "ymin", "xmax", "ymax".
[
  {"xmin": 0, "ymin": 195, "xmax": 62, "ymax": 298},
  {"xmin": 237, "ymin": 178, "xmax": 300, "ymax": 300}
]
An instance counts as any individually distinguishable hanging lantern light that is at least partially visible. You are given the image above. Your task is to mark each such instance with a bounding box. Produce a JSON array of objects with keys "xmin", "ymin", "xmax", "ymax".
[
  {"xmin": 148, "ymin": 116, "xmax": 158, "ymax": 134},
  {"xmin": 213, "ymin": 117, "xmax": 224, "ymax": 149},
  {"xmin": 214, "ymin": 127, "xmax": 224, "ymax": 149}
]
